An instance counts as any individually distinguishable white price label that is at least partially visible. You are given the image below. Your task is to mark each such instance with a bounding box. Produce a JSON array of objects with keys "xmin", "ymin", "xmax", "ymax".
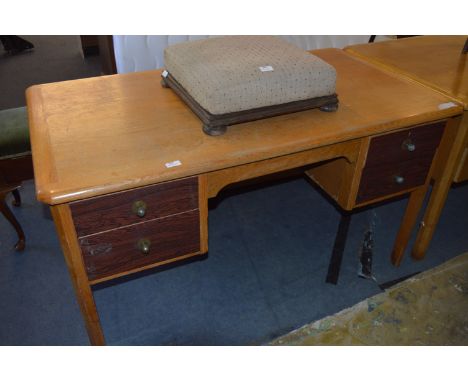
[
  {"xmin": 259, "ymin": 65, "xmax": 274, "ymax": 72},
  {"xmin": 165, "ymin": 160, "xmax": 182, "ymax": 168},
  {"xmin": 438, "ymin": 102, "xmax": 457, "ymax": 110}
]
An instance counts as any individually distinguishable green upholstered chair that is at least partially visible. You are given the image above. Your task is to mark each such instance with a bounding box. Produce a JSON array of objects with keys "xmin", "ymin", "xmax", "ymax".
[{"xmin": 0, "ymin": 107, "xmax": 34, "ymax": 251}]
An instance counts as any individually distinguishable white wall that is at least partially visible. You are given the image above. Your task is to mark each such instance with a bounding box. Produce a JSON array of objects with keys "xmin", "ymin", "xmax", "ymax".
[{"xmin": 113, "ymin": 35, "xmax": 383, "ymax": 74}]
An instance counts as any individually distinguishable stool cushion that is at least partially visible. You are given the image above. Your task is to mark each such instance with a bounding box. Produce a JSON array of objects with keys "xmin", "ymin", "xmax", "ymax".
[
  {"xmin": 0, "ymin": 107, "xmax": 31, "ymax": 158},
  {"xmin": 164, "ymin": 36, "xmax": 337, "ymax": 115}
]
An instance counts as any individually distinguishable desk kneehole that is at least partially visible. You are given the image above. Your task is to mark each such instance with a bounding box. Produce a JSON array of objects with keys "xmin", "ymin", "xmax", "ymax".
[{"xmin": 68, "ymin": 176, "xmax": 206, "ymax": 284}]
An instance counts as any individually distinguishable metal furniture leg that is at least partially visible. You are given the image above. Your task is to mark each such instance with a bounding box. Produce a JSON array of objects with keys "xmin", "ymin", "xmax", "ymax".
[{"xmin": 326, "ymin": 211, "xmax": 352, "ymax": 285}]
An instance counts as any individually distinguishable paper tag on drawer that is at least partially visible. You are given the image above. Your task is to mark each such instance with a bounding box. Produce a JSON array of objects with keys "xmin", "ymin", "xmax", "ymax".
[
  {"xmin": 162, "ymin": 70, "xmax": 169, "ymax": 78},
  {"xmin": 165, "ymin": 160, "xmax": 182, "ymax": 168},
  {"xmin": 438, "ymin": 102, "xmax": 457, "ymax": 110}
]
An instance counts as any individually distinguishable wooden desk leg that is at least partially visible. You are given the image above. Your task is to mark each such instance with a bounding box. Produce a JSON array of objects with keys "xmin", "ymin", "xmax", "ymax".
[
  {"xmin": 412, "ymin": 114, "xmax": 468, "ymax": 260},
  {"xmin": 51, "ymin": 204, "xmax": 105, "ymax": 346},
  {"xmin": 391, "ymin": 186, "xmax": 427, "ymax": 266}
]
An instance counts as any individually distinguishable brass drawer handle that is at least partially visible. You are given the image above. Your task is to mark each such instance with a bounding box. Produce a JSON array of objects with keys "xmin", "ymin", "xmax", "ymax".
[
  {"xmin": 394, "ymin": 175, "xmax": 405, "ymax": 185},
  {"xmin": 137, "ymin": 238, "xmax": 151, "ymax": 254},
  {"xmin": 132, "ymin": 200, "xmax": 147, "ymax": 218},
  {"xmin": 402, "ymin": 139, "xmax": 416, "ymax": 152}
]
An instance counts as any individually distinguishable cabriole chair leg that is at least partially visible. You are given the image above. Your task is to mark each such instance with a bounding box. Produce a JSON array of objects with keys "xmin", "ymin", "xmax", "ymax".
[{"xmin": 0, "ymin": 190, "xmax": 26, "ymax": 251}]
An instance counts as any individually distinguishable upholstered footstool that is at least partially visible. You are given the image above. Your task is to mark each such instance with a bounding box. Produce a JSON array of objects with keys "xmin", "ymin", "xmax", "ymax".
[
  {"xmin": 161, "ymin": 36, "xmax": 338, "ymax": 135},
  {"xmin": 0, "ymin": 107, "xmax": 34, "ymax": 251}
]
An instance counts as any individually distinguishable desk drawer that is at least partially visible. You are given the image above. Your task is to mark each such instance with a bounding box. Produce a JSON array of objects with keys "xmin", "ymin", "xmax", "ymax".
[
  {"xmin": 356, "ymin": 121, "xmax": 445, "ymax": 203},
  {"xmin": 357, "ymin": 157, "xmax": 435, "ymax": 202},
  {"xmin": 364, "ymin": 121, "xmax": 445, "ymax": 166},
  {"xmin": 71, "ymin": 177, "xmax": 198, "ymax": 237},
  {"xmin": 80, "ymin": 209, "xmax": 200, "ymax": 281}
]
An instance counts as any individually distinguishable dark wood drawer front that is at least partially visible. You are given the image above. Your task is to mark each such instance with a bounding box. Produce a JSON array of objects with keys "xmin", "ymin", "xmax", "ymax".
[
  {"xmin": 357, "ymin": 157, "xmax": 434, "ymax": 203},
  {"xmin": 80, "ymin": 210, "xmax": 200, "ymax": 281},
  {"xmin": 365, "ymin": 121, "xmax": 445, "ymax": 167},
  {"xmin": 71, "ymin": 177, "xmax": 198, "ymax": 237},
  {"xmin": 356, "ymin": 121, "xmax": 445, "ymax": 203}
]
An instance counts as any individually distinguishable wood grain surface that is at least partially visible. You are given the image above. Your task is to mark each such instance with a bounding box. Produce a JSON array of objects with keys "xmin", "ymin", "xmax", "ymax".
[
  {"xmin": 345, "ymin": 36, "xmax": 468, "ymax": 185},
  {"xmin": 357, "ymin": 157, "xmax": 436, "ymax": 203},
  {"xmin": 26, "ymin": 49, "xmax": 463, "ymax": 205},
  {"xmin": 412, "ymin": 114, "xmax": 467, "ymax": 259},
  {"xmin": 80, "ymin": 209, "xmax": 200, "ymax": 281},
  {"xmin": 70, "ymin": 176, "xmax": 198, "ymax": 237},
  {"xmin": 363, "ymin": 121, "xmax": 445, "ymax": 166},
  {"xmin": 345, "ymin": 36, "xmax": 468, "ymax": 109},
  {"xmin": 356, "ymin": 122, "xmax": 445, "ymax": 203},
  {"xmin": 50, "ymin": 204, "xmax": 105, "ymax": 345},
  {"xmin": 206, "ymin": 139, "xmax": 360, "ymax": 199}
]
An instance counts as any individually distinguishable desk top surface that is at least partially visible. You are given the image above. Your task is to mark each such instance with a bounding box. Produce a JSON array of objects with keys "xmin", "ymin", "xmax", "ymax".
[
  {"xmin": 345, "ymin": 36, "xmax": 468, "ymax": 109},
  {"xmin": 26, "ymin": 48, "xmax": 462, "ymax": 205}
]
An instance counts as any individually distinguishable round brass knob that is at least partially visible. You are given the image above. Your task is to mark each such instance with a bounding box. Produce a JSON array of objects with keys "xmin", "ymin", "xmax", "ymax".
[
  {"xmin": 394, "ymin": 175, "xmax": 405, "ymax": 185},
  {"xmin": 402, "ymin": 139, "xmax": 416, "ymax": 152},
  {"xmin": 137, "ymin": 238, "xmax": 151, "ymax": 254},
  {"xmin": 132, "ymin": 200, "xmax": 147, "ymax": 218}
]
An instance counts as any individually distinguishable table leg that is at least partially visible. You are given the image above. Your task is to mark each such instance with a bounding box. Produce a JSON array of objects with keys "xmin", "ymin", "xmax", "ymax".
[
  {"xmin": 1, "ymin": 189, "xmax": 25, "ymax": 251},
  {"xmin": 412, "ymin": 114, "xmax": 468, "ymax": 260},
  {"xmin": 391, "ymin": 186, "xmax": 427, "ymax": 266},
  {"xmin": 51, "ymin": 204, "xmax": 105, "ymax": 345},
  {"xmin": 11, "ymin": 188, "xmax": 21, "ymax": 206},
  {"xmin": 326, "ymin": 211, "xmax": 352, "ymax": 284}
]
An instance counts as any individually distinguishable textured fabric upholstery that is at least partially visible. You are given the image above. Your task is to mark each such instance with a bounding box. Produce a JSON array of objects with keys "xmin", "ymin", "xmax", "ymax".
[
  {"xmin": 164, "ymin": 36, "xmax": 336, "ymax": 115},
  {"xmin": 0, "ymin": 107, "xmax": 30, "ymax": 158}
]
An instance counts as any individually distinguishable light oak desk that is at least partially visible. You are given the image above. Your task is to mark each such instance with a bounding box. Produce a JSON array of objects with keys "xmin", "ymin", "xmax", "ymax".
[
  {"xmin": 26, "ymin": 49, "xmax": 463, "ymax": 345},
  {"xmin": 345, "ymin": 36, "xmax": 468, "ymax": 264}
]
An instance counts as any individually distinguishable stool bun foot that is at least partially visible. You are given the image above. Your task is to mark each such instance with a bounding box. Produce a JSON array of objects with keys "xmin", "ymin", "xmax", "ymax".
[
  {"xmin": 319, "ymin": 102, "xmax": 339, "ymax": 112},
  {"xmin": 160, "ymin": 78, "xmax": 169, "ymax": 88},
  {"xmin": 203, "ymin": 124, "xmax": 227, "ymax": 136}
]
